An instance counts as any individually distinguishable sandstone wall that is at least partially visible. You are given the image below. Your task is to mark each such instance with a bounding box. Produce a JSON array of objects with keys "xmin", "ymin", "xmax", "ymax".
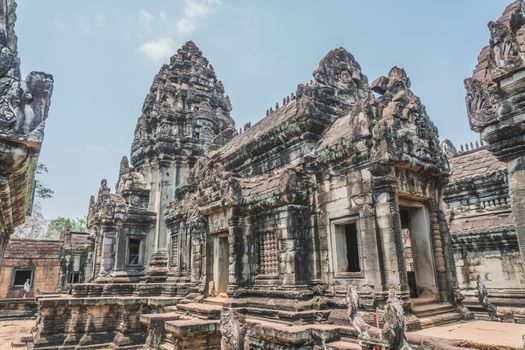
[{"xmin": 0, "ymin": 256, "xmax": 61, "ymax": 298}]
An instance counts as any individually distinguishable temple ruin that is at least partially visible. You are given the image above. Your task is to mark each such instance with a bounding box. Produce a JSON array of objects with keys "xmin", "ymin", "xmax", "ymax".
[
  {"xmin": 0, "ymin": 0, "xmax": 520, "ymax": 349},
  {"xmin": 0, "ymin": 0, "xmax": 53, "ymax": 265},
  {"xmin": 30, "ymin": 34, "xmax": 467, "ymax": 350}
]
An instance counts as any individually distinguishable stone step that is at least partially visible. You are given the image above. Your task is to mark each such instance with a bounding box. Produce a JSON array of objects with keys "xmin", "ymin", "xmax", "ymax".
[
  {"xmin": 325, "ymin": 339, "xmax": 362, "ymax": 350},
  {"xmin": 147, "ymin": 296, "xmax": 184, "ymax": 309},
  {"xmin": 243, "ymin": 306, "xmax": 331, "ymax": 323},
  {"xmin": 410, "ymin": 296, "xmax": 438, "ymax": 306},
  {"xmin": 164, "ymin": 318, "xmax": 220, "ymax": 337},
  {"xmin": 203, "ymin": 297, "xmax": 230, "ymax": 306},
  {"xmin": 140, "ymin": 311, "xmax": 183, "ymax": 326},
  {"xmin": 411, "ymin": 302, "xmax": 455, "ymax": 317},
  {"xmin": 418, "ymin": 311, "xmax": 463, "ymax": 328},
  {"xmin": 168, "ymin": 302, "xmax": 222, "ymax": 319}
]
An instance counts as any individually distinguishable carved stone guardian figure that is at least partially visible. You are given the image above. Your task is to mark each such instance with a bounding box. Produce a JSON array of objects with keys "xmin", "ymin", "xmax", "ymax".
[
  {"xmin": 476, "ymin": 275, "xmax": 498, "ymax": 320},
  {"xmin": 220, "ymin": 308, "xmax": 247, "ymax": 350}
]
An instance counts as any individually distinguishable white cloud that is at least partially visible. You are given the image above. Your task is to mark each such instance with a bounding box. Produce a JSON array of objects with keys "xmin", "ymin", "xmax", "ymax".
[
  {"xmin": 138, "ymin": 10, "xmax": 154, "ymax": 34},
  {"xmin": 78, "ymin": 14, "xmax": 105, "ymax": 34},
  {"xmin": 136, "ymin": 37, "xmax": 175, "ymax": 64},
  {"xmin": 83, "ymin": 145, "xmax": 106, "ymax": 153},
  {"xmin": 135, "ymin": 0, "xmax": 222, "ymax": 64},
  {"xmin": 176, "ymin": 0, "xmax": 221, "ymax": 35}
]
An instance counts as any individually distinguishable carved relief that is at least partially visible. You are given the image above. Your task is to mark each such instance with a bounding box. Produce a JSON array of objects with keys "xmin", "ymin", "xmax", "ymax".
[{"xmin": 220, "ymin": 308, "xmax": 247, "ymax": 350}]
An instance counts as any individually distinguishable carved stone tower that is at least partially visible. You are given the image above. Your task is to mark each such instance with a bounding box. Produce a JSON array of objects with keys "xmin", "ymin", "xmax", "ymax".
[
  {"xmin": 465, "ymin": 0, "xmax": 525, "ymax": 268},
  {"xmin": 129, "ymin": 41, "xmax": 235, "ymax": 267}
]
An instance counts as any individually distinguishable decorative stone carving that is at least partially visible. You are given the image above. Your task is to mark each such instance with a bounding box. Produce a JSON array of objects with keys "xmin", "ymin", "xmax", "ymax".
[
  {"xmin": 347, "ymin": 287, "xmax": 413, "ymax": 350},
  {"xmin": 130, "ymin": 41, "xmax": 235, "ymax": 167},
  {"xmin": 476, "ymin": 275, "xmax": 498, "ymax": 320},
  {"xmin": 0, "ymin": 0, "xmax": 53, "ymax": 262},
  {"xmin": 220, "ymin": 308, "xmax": 247, "ymax": 350}
]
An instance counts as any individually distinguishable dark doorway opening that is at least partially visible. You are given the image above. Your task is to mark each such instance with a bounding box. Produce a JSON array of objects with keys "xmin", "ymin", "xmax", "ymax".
[
  {"xmin": 400, "ymin": 208, "xmax": 418, "ymax": 298},
  {"xmin": 345, "ymin": 223, "xmax": 360, "ymax": 273}
]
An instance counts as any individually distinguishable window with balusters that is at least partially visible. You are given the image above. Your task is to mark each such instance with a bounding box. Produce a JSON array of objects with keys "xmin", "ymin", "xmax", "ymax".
[{"xmin": 258, "ymin": 231, "xmax": 278, "ymax": 276}]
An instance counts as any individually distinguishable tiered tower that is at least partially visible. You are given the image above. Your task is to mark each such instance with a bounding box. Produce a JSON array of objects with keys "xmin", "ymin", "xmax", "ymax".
[{"xmin": 87, "ymin": 41, "xmax": 235, "ymax": 281}]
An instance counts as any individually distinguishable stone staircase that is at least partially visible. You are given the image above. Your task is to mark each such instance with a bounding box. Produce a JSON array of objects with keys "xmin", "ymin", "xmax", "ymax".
[
  {"xmin": 410, "ymin": 296, "xmax": 462, "ymax": 328},
  {"xmin": 141, "ymin": 299, "xmax": 224, "ymax": 350},
  {"xmin": 140, "ymin": 297, "xmax": 363, "ymax": 349},
  {"xmin": 140, "ymin": 294, "xmax": 466, "ymax": 349}
]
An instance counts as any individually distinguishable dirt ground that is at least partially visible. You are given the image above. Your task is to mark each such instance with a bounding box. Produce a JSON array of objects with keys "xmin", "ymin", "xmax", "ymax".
[{"xmin": 0, "ymin": 319, "xmax": 33, "ymax": 350}]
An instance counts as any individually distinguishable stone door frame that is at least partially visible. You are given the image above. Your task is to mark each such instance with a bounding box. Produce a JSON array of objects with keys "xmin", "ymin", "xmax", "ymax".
[{"xmin": 398, "ymin": 198, "xmax": 439, "ymax": 297}]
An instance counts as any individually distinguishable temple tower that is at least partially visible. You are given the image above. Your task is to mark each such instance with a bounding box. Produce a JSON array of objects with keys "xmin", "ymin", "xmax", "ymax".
[
  {"xmin": 465, "ymin": 1, "xmax": 525, "ymax": 268},
  {"xmin": 130, "ymin": 41, "xmax": 235, "ymax": 264}
]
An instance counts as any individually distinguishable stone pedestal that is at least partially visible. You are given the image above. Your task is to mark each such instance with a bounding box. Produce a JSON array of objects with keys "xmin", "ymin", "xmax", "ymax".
[{"xmin": 142, "ymin": 249, "xmax": 169, "ymax": 283}]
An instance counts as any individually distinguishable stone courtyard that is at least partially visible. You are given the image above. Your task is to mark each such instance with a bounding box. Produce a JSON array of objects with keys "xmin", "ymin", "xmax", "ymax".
[{"xmin": 1, "ymin": 0, "xmax": 525, "ymax": 350}]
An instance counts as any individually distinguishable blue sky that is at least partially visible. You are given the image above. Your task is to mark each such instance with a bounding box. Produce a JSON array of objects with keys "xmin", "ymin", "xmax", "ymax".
[{"xmin": 16, "ymin": 0, "xmax": 509, "ymax": 219}]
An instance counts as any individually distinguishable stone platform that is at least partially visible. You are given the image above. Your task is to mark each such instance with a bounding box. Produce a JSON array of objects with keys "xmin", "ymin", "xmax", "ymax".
[
  {"xmin": 407, "ymin": 320, "xmax": 525, "ymax": 350},
  {"xmin": 0, "ymin": 299, "xmax": 37, "ymax": 320}
]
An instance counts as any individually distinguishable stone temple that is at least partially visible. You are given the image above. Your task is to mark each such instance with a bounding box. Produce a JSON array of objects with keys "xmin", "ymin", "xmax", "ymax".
[
  {"xmin": 0, "ymin": 0, "xmax": 520, "ymax": 349},
  {"xmin": 31, "ymin": 42, "xmax": 467, "ymax": 349}
]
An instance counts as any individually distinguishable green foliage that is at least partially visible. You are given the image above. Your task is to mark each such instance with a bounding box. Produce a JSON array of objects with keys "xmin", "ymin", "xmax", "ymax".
[
  {"xmin": 44, "ymin": 217, "xmax": 88, "ymax": 239},
  {"xmin": 35, "ymin": 162, "xmax": 54, "ymax": 199}
]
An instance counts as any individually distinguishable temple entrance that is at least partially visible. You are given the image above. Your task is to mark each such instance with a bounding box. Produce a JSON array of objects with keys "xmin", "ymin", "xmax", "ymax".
[
  {"xmin": 399, "ymin": 203, "xmax": 437, "ymax": 298},
  {"xmin": 212, "ymin": 233, "xmax": 229, "ymax": 296}
]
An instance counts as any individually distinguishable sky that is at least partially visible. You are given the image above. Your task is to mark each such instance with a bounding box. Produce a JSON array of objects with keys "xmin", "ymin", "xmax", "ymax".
[{"xmin": 15, "ymin": 0, "xmax": 510, "ymax": 220}]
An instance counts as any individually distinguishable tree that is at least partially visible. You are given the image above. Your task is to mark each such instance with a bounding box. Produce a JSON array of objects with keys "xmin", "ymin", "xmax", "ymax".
[
  {"xmin": 44, "ymin": 217, "xmax": 88, "ymax": 240},
  {"xmin": 35, "ymin": 163, "xmax": 54, "ymax": 199}
]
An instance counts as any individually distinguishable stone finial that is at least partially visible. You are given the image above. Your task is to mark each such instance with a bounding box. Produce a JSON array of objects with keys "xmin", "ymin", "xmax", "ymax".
[
  {"xmin": 275, "ymin": 102, "xmax": 279, "ymax": 110},
  {"xmin": 119, "ymin": 156, "xmax": 129, "ymax": 174},
  {"xmin": 440, "ymin": 139, "xmax": 458, "ymax": 158},
  {"xmin": 312, "ymin": 47, "xmax": 369, "ymax": 107}
]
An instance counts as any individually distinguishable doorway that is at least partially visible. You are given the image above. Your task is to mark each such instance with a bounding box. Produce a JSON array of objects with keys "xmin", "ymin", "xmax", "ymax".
[
  {"xmin": 399, "ymin": 204, "xmax": 437, "ymax": 298},
  {"xmin": 212, "ymin": 233, "xmax": 229, "ymax": 296}
]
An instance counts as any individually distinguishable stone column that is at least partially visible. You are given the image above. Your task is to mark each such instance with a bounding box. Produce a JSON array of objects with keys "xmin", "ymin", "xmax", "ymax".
[
  {"xmin": 425, "ymin": 198, "xmax": 458, "ymax": 301},
  {"xmin": 372, "ymin": 172, "xmax": 407, "ymax": 299},
  {"xmin": 99, "ymin": 228, "xmax": 115, "ymax": 277},
  {"xmin": 227, "ymin": 214, "xmax": 243, "ymax": 293},
  {"xmin": 509, "ymin": 156, "xmax": 525, "ymax": 267}
]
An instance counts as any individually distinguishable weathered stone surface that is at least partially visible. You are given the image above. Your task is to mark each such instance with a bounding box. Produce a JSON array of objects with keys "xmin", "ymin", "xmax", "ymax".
[
  {"xmin": 443, "ymin": 143, "xmax": 525, "ymax": 316},
  {"xmin": 0, "ymin": 0, "xmax": 53, "ymax": 265},
  {"xmin": 34, "ymin": 33, "xmax": 466, "ymax": 350},
  {"xmin": 465, "ymin": 0, "xmax": 525, "ymax": 279}
]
